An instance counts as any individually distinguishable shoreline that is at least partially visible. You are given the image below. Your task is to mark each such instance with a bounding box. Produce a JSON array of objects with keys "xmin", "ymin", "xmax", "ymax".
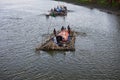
[{"xmin": 56, "ymin": 0, "xmax": 120, "ymax": 16}]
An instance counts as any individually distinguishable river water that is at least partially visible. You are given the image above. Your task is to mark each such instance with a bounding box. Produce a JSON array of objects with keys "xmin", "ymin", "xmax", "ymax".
[{"xmin": 0, "ymin": 0, "xmax": 120, "ymax": 80}]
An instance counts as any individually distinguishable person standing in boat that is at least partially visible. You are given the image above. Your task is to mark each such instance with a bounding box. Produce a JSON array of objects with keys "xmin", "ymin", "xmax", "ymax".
[
  {"xmin": 54, "ymin": 8, "xmax": 57, "ymax": 12},
  {"xmin": 67, "ymin": 25, "xmax": 71, "ymax": 41},
  {"xmin": 52, "ymin": 28, "xmax": 63, "ymax": 46},
  {"xmin": 53, "ymin": 28, "xmax": 56, "ymax": 36},
  {"xmin": 67, "ymin": 25, "xmax": 71, "ymax": 34},
  {"xmin": 50, "ymin": 8, "xmax": 55, "ymax": 16},
  {"xmin": 63, "ymin": 6, "xmax": 67, "ymax": 11},
  {"xmin": 51, "ymin": 9, "xmax": 54, "ymax": 12},
  {"xmin": 52, "ymin": 28, "xmax": 57, "ymax": 44},
  {"xmin": 61, "ymin": 26, "xmax": 64, "ymax": 31},
  {"xmin": 56, "ymin": 6, "xmax": 62, "ymax": 12}
]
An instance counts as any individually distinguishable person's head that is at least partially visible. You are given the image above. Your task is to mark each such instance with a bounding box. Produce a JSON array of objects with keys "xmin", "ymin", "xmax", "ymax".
[
  {"xmin": 57, "ymin": 6, "xmax": 59, "ymax": 8},
  {"xmin": 64, "ymin": 6, "xmax": 67, "ymax": 10},
  {"xmin": 61, "ymin": 26, "xmax": 64, "ymax": 31},
  {"xmin": 67, "ymin": 25, "xmax": 70, "ymax": 29},
  {"xmin": 53, "ymin": 28, "xmax": 56, "ymax": 35},
  {"xmin": 60, "ymin": 6, "xmax": 62, "ymax": 8},
  {"xmin": 51, "ymin": 9, "xmax": 53, "ymax": 11}
]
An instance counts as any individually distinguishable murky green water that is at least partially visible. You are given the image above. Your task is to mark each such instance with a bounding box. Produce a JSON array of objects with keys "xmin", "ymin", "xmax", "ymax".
[{"xmin": 0, "ymin": 0, "xmax": 120, "ymax": 80}]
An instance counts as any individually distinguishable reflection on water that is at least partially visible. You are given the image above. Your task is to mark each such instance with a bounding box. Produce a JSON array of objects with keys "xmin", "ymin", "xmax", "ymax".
[{"xmin": 0, "ymin": 0, "xmax": 120, "ymax": 80}]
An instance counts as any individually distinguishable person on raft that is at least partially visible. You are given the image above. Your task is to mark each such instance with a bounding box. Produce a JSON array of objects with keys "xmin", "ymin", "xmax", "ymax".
[{"xmin": 53, "ymin": 26, "xmax": 71, "ymax": 46}]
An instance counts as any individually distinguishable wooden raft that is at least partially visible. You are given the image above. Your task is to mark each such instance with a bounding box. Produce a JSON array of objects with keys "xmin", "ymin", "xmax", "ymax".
[
  {"xmin": 46, "ymin": 11, "xmax": 67, "ymax": 17},
  {"xmin": 36, "ymin": 31, "xmax": 76, "ymax": 51}
]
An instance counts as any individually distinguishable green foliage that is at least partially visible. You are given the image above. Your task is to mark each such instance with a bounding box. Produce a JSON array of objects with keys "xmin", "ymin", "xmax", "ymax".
[{"xmin": 75, "ymin": 0, "xmax": 119, "ymax": 8}]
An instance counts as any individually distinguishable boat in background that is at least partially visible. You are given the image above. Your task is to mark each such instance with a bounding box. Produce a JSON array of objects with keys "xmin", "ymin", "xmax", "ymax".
[{"xmin": 46, "ymin": 5, "xmax": 67, "ymax": 17}]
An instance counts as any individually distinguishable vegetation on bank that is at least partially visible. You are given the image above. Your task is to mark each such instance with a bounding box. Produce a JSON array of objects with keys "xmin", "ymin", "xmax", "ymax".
[{"xmin": 56, "ymin": 0, "xmax": 120, "ymax": 10}]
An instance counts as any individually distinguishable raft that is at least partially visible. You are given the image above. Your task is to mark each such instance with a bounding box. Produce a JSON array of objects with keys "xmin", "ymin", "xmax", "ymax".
[
  {"xmin": 46, "ymin": 6, "xmax": 67, "ymax": 17},
  {"xmin": 36, "ymin": 30, "xmax": 76, "ymax": 51},
  {"xmin": 46, "ymin": 11, "xmax": 67, "ymax": 17}
]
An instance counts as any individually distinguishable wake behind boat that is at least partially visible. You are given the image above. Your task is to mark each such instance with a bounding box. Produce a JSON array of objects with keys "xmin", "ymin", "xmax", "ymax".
[{"xmin": 36, "ymin": 26, "xmax": 76, "ymax": 51}]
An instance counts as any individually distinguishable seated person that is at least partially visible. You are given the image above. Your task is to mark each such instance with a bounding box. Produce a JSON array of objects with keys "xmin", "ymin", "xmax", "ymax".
[
  {"xmin": 58, "ymin": 28, "xmax": 69, "ymax": 41},
  {"xmin": 56, "ymin": 6, "xmax": 62, "ymax": 12},
  {"xmin": 56, "ymin": 35, "xmax": 63, "ymax": 46},
  {"xmin": 52, "ymin": 27, "xmax": 70, "ymax": 46}
]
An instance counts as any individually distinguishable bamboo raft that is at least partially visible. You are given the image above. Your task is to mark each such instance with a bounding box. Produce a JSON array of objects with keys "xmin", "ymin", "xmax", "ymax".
[
  {"xmin": 46, "ymin": 6, "xmax": 67, "ymax": 17},
  {"xmin": 46, "ymin": 11, "xmax": 67, "ymax": 17},
  {"xmin": 36, "ymin": 30, "xmax": 76, "ymax": 51}
]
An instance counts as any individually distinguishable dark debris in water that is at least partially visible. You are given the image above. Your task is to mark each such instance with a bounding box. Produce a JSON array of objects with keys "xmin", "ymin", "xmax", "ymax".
[
  {"xmin": 37, "ymin": 14, "xmax": 47, "ymax": 16},
  {"xmin": 75, "ymin": 32, "xmax": 87, "ymax": 37},
  {"xmin": 8, "ymin": 17, "xmax": 22, "ymax": 20},
  {"xmin": 67, "ymin": 10, "xmax": 74, "ymax": 12},
  {"xmin": 42, "ymin": 34, "xmax": 51, "ymax": 37}
]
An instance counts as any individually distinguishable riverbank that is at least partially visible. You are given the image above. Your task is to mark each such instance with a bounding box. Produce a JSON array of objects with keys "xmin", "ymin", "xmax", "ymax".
[{"xmin": 56, "ymin": 0, "xmax": 120, "ymax": 16}]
